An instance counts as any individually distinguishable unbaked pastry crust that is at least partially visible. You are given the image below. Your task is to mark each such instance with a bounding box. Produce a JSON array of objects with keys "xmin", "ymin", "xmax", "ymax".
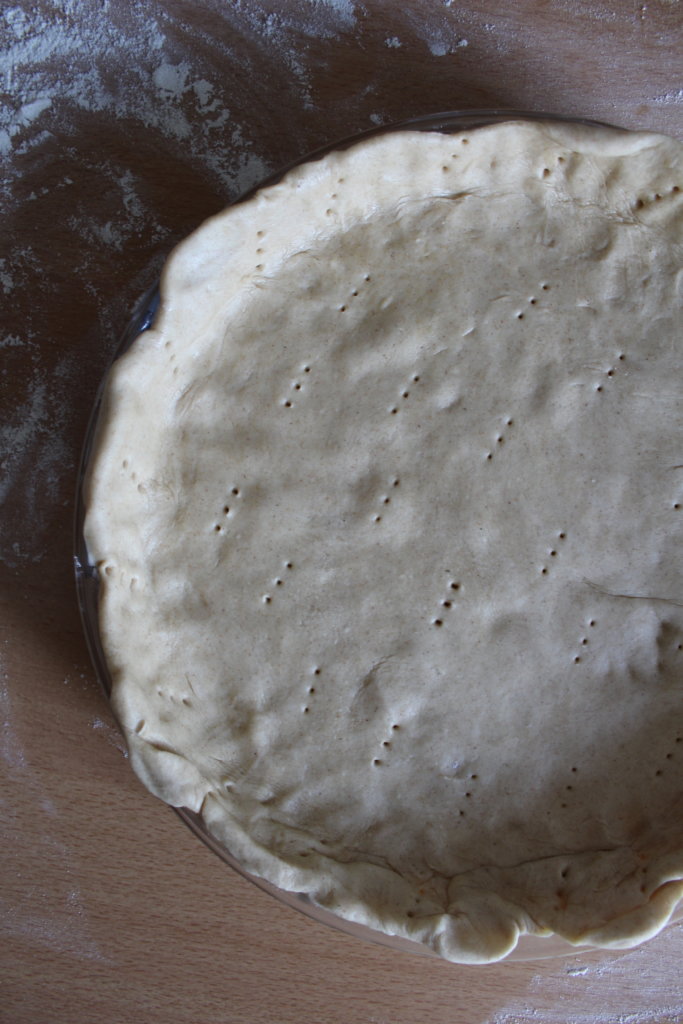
[{"xmin": 84, "ymin": 120, "xmax": 683, "ymax": 963}]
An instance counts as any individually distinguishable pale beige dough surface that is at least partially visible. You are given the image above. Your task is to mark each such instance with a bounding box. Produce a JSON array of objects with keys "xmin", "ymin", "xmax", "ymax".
[{"xmin": 84, "ymin": 120, "xmax": 683, "ymax": 963}]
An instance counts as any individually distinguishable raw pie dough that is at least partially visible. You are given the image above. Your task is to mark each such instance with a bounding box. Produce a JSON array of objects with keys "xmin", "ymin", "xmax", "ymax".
[{"xmin": 84, "ymin": 120, "xmax": 683, "ymax": 963}]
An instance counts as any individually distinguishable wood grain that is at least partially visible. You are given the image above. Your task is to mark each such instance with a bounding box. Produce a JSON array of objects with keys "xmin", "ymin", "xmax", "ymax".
[{"xmin": 2, "ymin": 2, "xmax": 682, "ymax": 1021}]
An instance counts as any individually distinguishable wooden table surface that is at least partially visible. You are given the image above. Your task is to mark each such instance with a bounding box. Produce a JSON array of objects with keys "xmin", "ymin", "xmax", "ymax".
[{"xmin": 2, "ymin": 2, "xmax": 682, "ymax": 1021}]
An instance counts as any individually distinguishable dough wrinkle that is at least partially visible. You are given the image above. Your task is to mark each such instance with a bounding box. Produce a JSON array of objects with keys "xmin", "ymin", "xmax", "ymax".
[{"xmin": 583, "ymin": 578, "xmax": 683, "ymax": 608}]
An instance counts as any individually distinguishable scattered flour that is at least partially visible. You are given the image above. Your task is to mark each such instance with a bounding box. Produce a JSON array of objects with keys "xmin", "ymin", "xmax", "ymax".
[
  {"xmin": 653, "ymin": 88, "xmax": 683, "ymax": 105},
  {"xmin": 0, "ymin": 258, "xmax": 14, "ymax": 293},
  {"xmin": 1, "ymin": 654, "xmax": 112, "ymax": 963},
  {"xmin": 1, "ymin": 670, "xmax": 26, "ymax": 772},
  {"xmin": 90, "ymin": 716, "xmax": 128, "ymax": 756},
  {"xmin": 311, "ymin": 0, "xmax": 357, "ymax": 26},
  {"xmin": 2, "ymin": 1, "xmax": 314, "ymax": 573},
  {"xmin": 425, "ymin": 31, "xmax": 469, "ymax": 57},
  {"xmin": 395, "ymin": 5, "xmax": 473, "ymax": 57},
  {"xmin": 0, "ymin": 3, "xmax": 275, "ymax": 205},
  {"xmin": 0, "ymin": 357, "xmax": 74, "ymax": 568},
  {"xmin": 0, "ymin": 834, "xmax": 113, "ymax": 965},
  {"xmin": 486, "ymin": 926, "xmax": 683, "ymax": 1024}
]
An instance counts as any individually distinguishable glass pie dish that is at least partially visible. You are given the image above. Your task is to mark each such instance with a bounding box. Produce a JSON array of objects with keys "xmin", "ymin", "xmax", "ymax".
[{"xmin": 74, "ymin": 109, "xmax": 683, "ymax": 963}]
